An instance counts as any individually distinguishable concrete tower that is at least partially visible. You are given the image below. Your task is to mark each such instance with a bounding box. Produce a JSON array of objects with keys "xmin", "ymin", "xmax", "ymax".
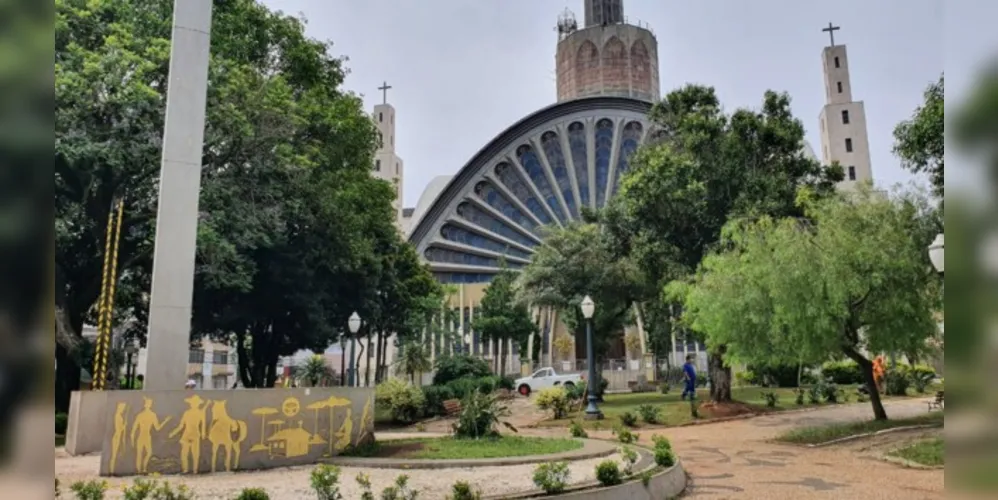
[
  {"xmin": 372, "ymin": 81, "xmax": 404, "ymax": 226},
  {"xmin": 817, "ymin": 23, "xmax": 873, "ymax": 190},
  {"xmin": 555, "ymin": 1, "xmax": 659, "ymax": 103}
]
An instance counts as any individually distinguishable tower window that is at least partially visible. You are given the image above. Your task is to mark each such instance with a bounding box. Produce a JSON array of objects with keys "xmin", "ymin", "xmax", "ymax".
[
  {"xmin": 837, "ymin": 81, "xmax": 843, "ymax": 93},
  {"xmin": 845, "ymin": 138, "xmax": 853, "ymax": 152},
  {"xmin": 834, "ymin": 56, "xmax": 840, "ymax": 68},
  {"xmin": 379, "ymin": 112, "xmax": 383, "ymax": 122},
  {"xmin": 395, "ymin": 162, "xmax": 399, "ymax": 175},
  {"xmin": 841, "ymin": 110, "xmax": 850, "ymax": 124},
  {"xmin": 848, "ymin": 166, "xmax": 857, "ymax": 180},
  {"xmin": 374, "ymin": 159, "xmax": 381, "ymax": 171}
]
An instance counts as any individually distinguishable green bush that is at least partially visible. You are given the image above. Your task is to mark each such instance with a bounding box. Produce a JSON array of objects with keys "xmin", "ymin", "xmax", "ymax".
[
  {"xmin": 636, "ymin": 404, "xmax": 660, "ymax": 424},
  {"xmin": 884, "ymin": 369, "xmax": 910, "ymax": 396},
  {"xmin": 794, "ymin": 388, "xmax": 805, "ymax": 405},
  {"xmin": 310, "ymin": 464, "xmax": 344, "ymax": 500},
  {"xmin": 659, "ymin": 383, "xmax": 670, "ymax": 394},
  {"xmin": 619, "ymin": 411, "xmax": 638, "ymax": 427},
  {"xmin": 497, "ymin": 375, "xmax": 516, "ymax": 391},
  {"xmin": 535, "ymin": 387, "xmax": 572, "ymax": 419},
  {"xmin": 565, "ymin": 381, "xmax": 586, "ymax": 401},
  {"xmin": 453, "ymin": 391, "xmax": 515, "ymax": 439},
  {"xmin": 821, "ymin": 360, "xmax": 864, "ymax": 385},
  {"xmin": 421, "ymin": 385, "xmax": 455, "ymax": 416},
  {"xmin": 433, "ymin": 355, "xmax": 491, "ymax": 386},
  {"xmin": 446, "ymin": 377, "xmax": 480, "ymax": 400},
  {"xmin": 234, "ymin": 487, "xmax": 270, "ymax": 500},
  {"xmin": 595, "ymin": 460, "xmax": 623, "ymax": 486},
  {"xmin": 619, "ymin": 446, "xmax": 639, "ymax": 475},
  {"xmin": 909, "ymin": 365, "xmax": 936, "ymax": 393},
  {"xmin": 121, "ymin": 479, "xmax": 196, "ymax": 500},
  {"xmin": 56, "ymin": 412, "xmax": 68, "ymax": 436},
  {"xmin": 654, "ymin": 446, "xmax": 677, "ymax": 467},
  {"xmin": 613, "ymin": 425, "xmax": 639, "ymax": 444},
  {"xmin": 477, "ymin": 375, "xmax": 501, "ymax": 394},
  {"xmin": 379, "ymin": 474, "xmax": 419, "ymax": 500},
  {"xmin": 447, "ymin": 481, "xmax": 482, "ymax": 500},
  {"xmin": 71, "ymin": 480, "xmax": 107, "ymax": 500},
  {"xmin": 376, "ymin": 378, "xmax": 426, "ymax": 423},
  {"xmin": 533, "ymin": 462, "xmax": 570, "ymax": 494},
  {"xmin": 747, "ymin": 363, "xmax": 812, "ymax": 388},
  {"xmin": 569, "ymin": 420, "xmax": 588, "ymax": 438},
  {"xmin": 761, "ymin": 391, "xmax": 779, "ymax": 408},
  {"xmin": 807, "ymin": 384, "xmax": 822, "ymax": 404}
]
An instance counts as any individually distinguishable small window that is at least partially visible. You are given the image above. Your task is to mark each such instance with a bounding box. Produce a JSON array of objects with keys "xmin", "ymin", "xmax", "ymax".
[
  {"xmin": 378, "ymin": 112, "xmax": 383, "ymax": 122},
  {"xmin": 211, "ymin": 350, "xmax": 228, "ymax": 365},
  {"xmin": 395, "ymin": 162, "xmax": 399, "ymax": 174},
  {"xmin": 834, "ymin": 56, "xmax": 840, "ymax": 68},
  {"xmin": 845, "ymin": 138, "xmax": 853, "ymax": 152},
  {"xmin": 374, "ymin": 159, "xmax": 381, "ymax": 171},
  {"xmin": 188, "ymin": 349, "xmax": 204, "ymax": 364},
  {"xmin": 848, "ymin": 166, "xmax": 857, "ymax": 180},
  {"xmin": 837, "ymin": 81, "xmax": 843, "ymax": 93},
  {"xmin": 841, "ymin": 110, "xmax": 850, "ymax": 124}
]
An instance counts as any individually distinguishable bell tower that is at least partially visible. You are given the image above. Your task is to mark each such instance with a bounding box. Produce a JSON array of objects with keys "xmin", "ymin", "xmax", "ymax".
[
  {"xmin": 583, "ymin": 0, "xmax": 624, "ymax": 27},
  {"xmin": 372, "ymin": 81, "xmax": 404, "ymax": 227}
]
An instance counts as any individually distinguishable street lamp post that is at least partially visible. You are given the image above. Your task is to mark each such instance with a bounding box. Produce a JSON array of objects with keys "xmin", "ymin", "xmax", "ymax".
[
  {"xmin": 348, "ymin": 312, "xmax": 361, "ymax": 387},
  {"xmin": 581, "ymin": 295, "xmax": 603, "ymax": 420},
  {"xmin": 928, "ymin": 233, "xmax": 944, "ymax": 277},
  {"xmin": 124, "ymin": 339, "xmax": 138, "ymax": 389}
]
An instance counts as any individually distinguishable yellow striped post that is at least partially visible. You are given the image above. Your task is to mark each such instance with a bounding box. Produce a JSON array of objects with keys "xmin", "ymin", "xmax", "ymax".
[
  {"xmin": 103, "ymin": 200, "xmax": 125, "ymax": 388},
  {"xmin": 92, "ymin": 201, "xmax": 117, "ymax": 390}
]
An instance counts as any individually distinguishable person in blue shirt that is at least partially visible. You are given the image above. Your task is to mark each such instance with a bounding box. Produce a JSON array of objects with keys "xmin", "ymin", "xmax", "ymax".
[{"xmin": 681, "ymin": 354, "xmax": 697, "ymax": 401}]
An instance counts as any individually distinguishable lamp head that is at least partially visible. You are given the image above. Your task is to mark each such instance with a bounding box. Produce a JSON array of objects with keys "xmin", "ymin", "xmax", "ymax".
[
  {"xmin": 348, "ymin": 311, "xmax": 361, "ymax": 334},
  {"xmin": 581, "ymin": 295, "xmax": 595, "ymax": 319},
  {"xmin": 928, "ymin": 233, "xmax": 944, "ymax": 274}
]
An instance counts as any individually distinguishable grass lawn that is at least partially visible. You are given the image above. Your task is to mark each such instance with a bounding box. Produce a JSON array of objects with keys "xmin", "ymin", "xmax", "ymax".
[
  {"xmin": 888, "ymin": 437, "xmax": 944, "ymax": 466},
  {"xmin": 341, "ymin": 435, "xmax": 582, "ymax": 460},
  {"xmin": 775, "ymin": 411, "xmax": 944, "ymax": 445}
]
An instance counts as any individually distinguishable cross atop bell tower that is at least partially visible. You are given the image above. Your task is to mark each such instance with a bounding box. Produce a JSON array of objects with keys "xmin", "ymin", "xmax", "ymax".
[
  {"xmin": 583, "ymin": 0, "xmax": 624, "ymax": 27},
  {"xmin": 371, "ymin": 82, "xmax": 404, "ymax": 227}
]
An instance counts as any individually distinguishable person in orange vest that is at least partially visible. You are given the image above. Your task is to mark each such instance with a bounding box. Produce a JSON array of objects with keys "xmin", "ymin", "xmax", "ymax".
[{"xmin": 872, "ymin": 356, "xmax": 886, "ymax": 393}]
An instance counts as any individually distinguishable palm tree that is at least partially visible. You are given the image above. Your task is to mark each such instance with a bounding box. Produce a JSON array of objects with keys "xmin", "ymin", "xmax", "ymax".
[
  {"xmin": 396, "ymin": 342, "xmax": 432, "ymax": 385},
  {"xmin": 300, "ymin": 354, "xmax": 331, "ymax": 387}
]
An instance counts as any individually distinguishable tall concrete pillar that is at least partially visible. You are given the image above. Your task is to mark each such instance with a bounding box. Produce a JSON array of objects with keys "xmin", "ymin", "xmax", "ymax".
[{"xmin": 143, "ymin": 0, "xmax": 213, "ymax": 391}]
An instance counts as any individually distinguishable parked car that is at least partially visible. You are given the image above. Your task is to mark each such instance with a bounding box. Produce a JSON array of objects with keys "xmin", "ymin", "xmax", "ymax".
[{"xmin": 514, "ymin": 367, "xmax": 582, "ymax": 396}]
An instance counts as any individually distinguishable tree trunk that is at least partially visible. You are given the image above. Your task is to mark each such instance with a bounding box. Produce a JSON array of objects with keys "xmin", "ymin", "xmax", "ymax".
[
  {"xmin": 340, "ymin": 339, "xmax": 346, "ymax": 387},
  {"xmin": 708, "ymin": 346, "xmax": 732, "ymax": 403},
  {"xmin": 55, "ymin": 343, "xmax": 81, "ymax": 413},
  {"xmin": 355, "ymin": 342, "xmax": 366, "ymax": 387},
  {"xmin": 843, "ymin": 345, "xmax": 888, "ymax": 420},
  {"xmin": 374, "ymin": 330, "xmax": 384, "ymax": 383},
  {"xmin": 379, "ymin": 332, "xmax": 390, "ymax": 382},
  {"xmin": 364, "ymin": 330, "xmax": 373, "ymax": 387}
]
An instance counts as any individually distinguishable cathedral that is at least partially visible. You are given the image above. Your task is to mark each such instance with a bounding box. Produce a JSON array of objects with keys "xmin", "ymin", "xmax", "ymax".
[{"xmin": 373, "ymin": 1, "xmax": 874, "ymax": 376}]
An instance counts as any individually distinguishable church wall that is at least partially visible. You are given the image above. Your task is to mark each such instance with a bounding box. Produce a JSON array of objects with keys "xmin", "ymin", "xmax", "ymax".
[{"xmin": 556, "ymin": 24, "xmax": 660, "ymax": 103}]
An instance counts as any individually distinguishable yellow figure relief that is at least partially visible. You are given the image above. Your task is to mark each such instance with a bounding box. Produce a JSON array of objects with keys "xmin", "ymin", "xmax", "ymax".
[
  {"xmin": 249, "ymin": 407, "xmax": 279, "ymax": 452},
  {"xmin": 306, "ymin": 400, "xmax": 328, "ymax": 446},
  {"xmin": 322, "ymin": 396, "xmax": 352, "ymax": 457},
  {"xmin": 281, "ymin": 397, "xmax": 300, "ymax": 418},
  {"xmin": 266, "ymin": 420, "xmax": 313, "ymax": 458},
  {"xmin": 207, "ymin": 400, "xmax": 248, "ymax": 472},
  {"xmin": 169, "ymin": 394, "xmax": 208, "ymax": 474},
  {"xmin": 334, "ymin": 408, "xmax": 353, "ymax": 453},
  {"xmin": 358, "ymin": 395, "xmax": 374, "ymax": 443},
  {"xmin": 109, "ymin": 402, "xmax": 129, "ymax": 475},
  {"xmin": 130, "ymin": 397, "xmax": 171, "ymax": 474}
]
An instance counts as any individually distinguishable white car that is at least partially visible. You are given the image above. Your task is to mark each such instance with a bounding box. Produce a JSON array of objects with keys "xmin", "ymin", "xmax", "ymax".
[{"xmin": 514, "ymin": 367, "xmax": 582, "ymax": 396}]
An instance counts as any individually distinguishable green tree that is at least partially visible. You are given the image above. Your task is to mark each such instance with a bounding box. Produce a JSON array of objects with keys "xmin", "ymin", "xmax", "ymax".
[
  {"xmin": 678, "ymin": 187, "xmax": 939, "ymax": 419},
  {"xmin": 516, "ymin": 223, "xmax": 642, "ymax": 373},
  {"xmin": 893, "ymin": 75, "xmax": 944, "ymax": 199},
  {"xmin": 472, "ymin": 268, "xmax": 538, "ymax": 376},
  {"xmin": 609, "ymin": 84, "xmax": 841, "ymax": 402},
  {"xmin": 395, "ymin": 342, "xmax": 432, "ymax": 385},
  {"xmin": 300, "ymin": 354, "xmax": 331, "ymax": 387}
]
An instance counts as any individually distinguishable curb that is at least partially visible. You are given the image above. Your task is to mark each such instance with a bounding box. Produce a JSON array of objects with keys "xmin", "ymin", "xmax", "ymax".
[
  {"xmin": 881, "ymin": 454, "xmax": 944, "ymax": 470},
  {"xmin": 805, "ymin": 424, "xmax": 942, "ymax": 448}
]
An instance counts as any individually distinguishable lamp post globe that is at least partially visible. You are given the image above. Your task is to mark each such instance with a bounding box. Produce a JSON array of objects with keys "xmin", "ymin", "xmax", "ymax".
[
  {"xmin": 348, "ymin": 311, "xmax": 361, "ymax": 387},
  {"xmin": 928, "ymin": 233, "xmax": 944, "ymax": 275},
  {"xmin": 581, "ymin": 295, "xmax": 602, "ymax": 420}
]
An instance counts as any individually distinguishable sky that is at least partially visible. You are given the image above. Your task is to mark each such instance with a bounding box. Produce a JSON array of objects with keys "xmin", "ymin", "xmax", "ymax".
[{"xmin": 256, "ymin": 0, "xmax": 974, "ymax": 207}]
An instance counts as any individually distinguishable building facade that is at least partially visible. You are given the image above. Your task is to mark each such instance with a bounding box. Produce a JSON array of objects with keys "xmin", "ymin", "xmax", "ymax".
[{"xmin": 818, "ymin": 27, "xmax": 874, "ymax": 189}]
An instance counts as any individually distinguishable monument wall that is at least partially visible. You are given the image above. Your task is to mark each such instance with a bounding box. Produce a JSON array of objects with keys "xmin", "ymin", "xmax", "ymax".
[{"xmin": 96, "ymin": 387, "xmax": 375, "ymax": 476}]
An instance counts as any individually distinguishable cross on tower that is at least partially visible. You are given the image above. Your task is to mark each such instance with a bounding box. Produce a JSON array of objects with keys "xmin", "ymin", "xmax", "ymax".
[
  {"xmin": 378, "ymin": 81, "xmax": 392, "ymax": 104},
  {"xmin": 822, "ymin": 22, "xmax": 841, "ymax": 47}
]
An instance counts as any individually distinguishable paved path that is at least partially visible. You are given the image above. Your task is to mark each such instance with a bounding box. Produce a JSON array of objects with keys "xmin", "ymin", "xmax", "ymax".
[{"xmin": 521, "ymin": 398, "xmax": 943, "ymax": 499}]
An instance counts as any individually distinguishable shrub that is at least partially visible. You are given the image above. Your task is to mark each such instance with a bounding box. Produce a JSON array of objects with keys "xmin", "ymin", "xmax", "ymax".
[
  {"xmin": 910, "ymin": 365, "xmax": 936, "ymax": 393},
  {"xmin": 794, "ymin": 388, "xmax": 805, "ymax": 405},
  {"xmin": 453, "ymin": 391, "xmax": 516, "ymax": 439},
  {"xmin": 569, "ymin": 420, "xmax": 588, "ymax": 438},
  {"xmin": 122, "ymin": 479, "xmax": 156, "ymax": 500},
  {"xmin": 598, "ymin": 377, "xmax": 609, "ymax": 396},
  {"xmin": 356, "ymin": 473, "xmax": 374, "ymax": 500},
  {"xmin": 619, "ymin": 446, "xmax": 639, "ymax": 475},
  {"xmin": 654, "ymin": 446, "xmax": 677, "ymax": 467},
  {"xmin": 70, "ymin": 480, "xmax": 107, "ymax": 500},
  {"xmin": 807, "ymin": 384, "xmax": 822, "ymax": 405},
  {"xmin": 821, "ymin": 382, "xmax": 840, "ymax": 403},
  {"xmin": 535, "ymin": 387, "xmax": 572, "ymax": 419},
  {"xmin": 595, "ymin": 460, "xmax": 623, "ymax": 486},
  {"xmin": 659, "ymin": 383, "xmax": 670, "ymax": 394},
  {"xmin": 234, "ymin": 488, "xmax": 270, "ymax": 500},
  {"xmin": 147, "ymin": 481, "xmax": 195, "ymax": 500},
  {"xmin": 636, "ymin": 404, "xmax": 660, "ymax": 424},
  {"xmin": 421, "ymin": 385, "xmax": 455, "ymax": 416},
  {"xmin": 532, "ymin": 462, "xmax": 570, "ymax": 494},
  {"xmin": 433, "ymin": 355, "xmax": 491, "ymax": 386},
  {"xmin": 497, "ymin": 375, "xmax": 516, "ymax": 391},
  {"xmin": 651, "ymin": 434, "xmax": 672, "ymax": 451},
  {"xmin": 415, "ymin": 422, "xmax": 426, "ymax": 432},
  {"xmin": 447, "ymin": 481, "xmax": 482, "ymax": 500},
  {"xmin": 821, "ymin": 360, "xmax": 864, "ymax": 385},
  {"xmin": 884, "ymin": 369, "xmax": 910, "ymax": 396},
  {"xmin": 55, "ymin": 478, "xmax": 60, "ymax": 498},
  {"xmin": 446, "ymin": 377, "xmax": 480, "ymax": 401},
  {"xmin": 761, "ymin": 391, "xmax": 779, "ymax": 408},
  {"xmin": 56, "ymin": 412, "xmax": 68, "ymax": 436},
  {"xmin": 613, "ymin": 425, "xmax": 638, "ymax": 444},
  {"xmin": 619, "ymin": 411, "xmax": 638, "ymax": 427},
  {"xmin": 639, "ymin": 470, "xmax": 653, "ymax": 487},
  {"xmin": 310, "ymin": 464, "xmax": 344, "ymax": 500},
  {"xmin": 380, "ymin": 474, "xmax": 419, "ymax": 500},
  {"xmin": 477, "ymin": 375, "xmax": 501, "ymax": 394},
  {"xmin": 747, "ymin": 363, "xmax": 810, "ymax": 388},
  {"xmin": 375, "ymin": 378, "xmax": 426, "ymax": 423},
  {"xmin": 564, "ymin": 381, "xmax": 586, "ymax": 401}
]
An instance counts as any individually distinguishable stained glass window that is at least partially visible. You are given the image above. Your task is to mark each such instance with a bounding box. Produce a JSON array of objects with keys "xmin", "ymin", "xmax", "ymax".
[
  {"xmin": 495, "ymin": 162, "xmax": 552, "ymax": 225},
  {"xmin": 433, "ymin": 272, "xmax": 497, "ymax": 284},
  {"xmin": 541, "ymin": 132, "xmax": 577, "ymax": 219},
  {"xmin": 567, "ymin": 122, "xmax": 590, "ymax": 209},
  {"xmin": 472, "ymin": 181, "xmax": 538, "ymax": 235},
  {"xmin": 594, "ymin": 119, "xmax": 615, "ymax": 208},
  {"xmin": 611, "ymin": 121, "xmax": 643, "ymax": 194},
  {"xmin": 515, "ymin": 145, "xmax": 567, "ymax": 224},
  {"xmin": 439, "ymin": 224, "xmax": 533, "ymax": 260},
  {"xmin": 424, "ymin": 247, "xmax": 501, "ymax": 267},
  {"xmin": 456, "ymin": 202, "xmax": 538, "ymax": 249}
]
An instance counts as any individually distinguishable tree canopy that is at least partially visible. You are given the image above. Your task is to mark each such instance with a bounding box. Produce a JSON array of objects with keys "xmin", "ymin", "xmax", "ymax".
[
  {"xmin": 472, "ymin": 267, "xmax": 537, "ymax": 375},
  {"xmin": 677, "ymin": 187, "xmax": 940, "ymax": 419},
  {"xmin": 893, "ymin": 75, "xmax": 944, "ymax": 199}
]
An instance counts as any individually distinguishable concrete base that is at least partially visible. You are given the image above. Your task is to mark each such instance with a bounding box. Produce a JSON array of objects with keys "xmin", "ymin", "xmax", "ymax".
[
  {"xmin": 583, "ymin": 411, "xmax": 604, "ymax": 421},
  {"xmin": 65, "ymin": 390, "xmax": 109, "ymax": 456}
]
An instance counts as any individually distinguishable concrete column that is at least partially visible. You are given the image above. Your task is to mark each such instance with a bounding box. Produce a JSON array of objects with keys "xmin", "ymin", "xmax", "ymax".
[{"xmin": 144, "ymin": 0, "xmax": 214, "ymax": 391}]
